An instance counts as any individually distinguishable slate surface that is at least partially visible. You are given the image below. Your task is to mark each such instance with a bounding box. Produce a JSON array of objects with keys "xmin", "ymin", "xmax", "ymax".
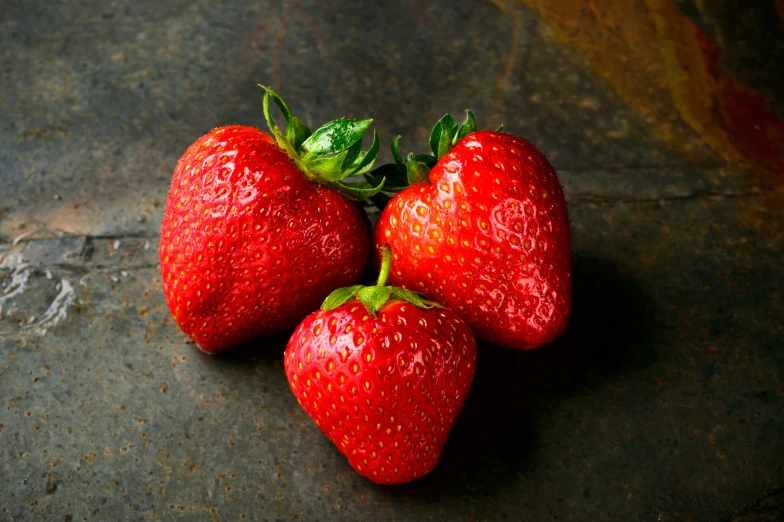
[{"xmin": 1, "ymin": 1, "xmax": 782, "ymax": 521}]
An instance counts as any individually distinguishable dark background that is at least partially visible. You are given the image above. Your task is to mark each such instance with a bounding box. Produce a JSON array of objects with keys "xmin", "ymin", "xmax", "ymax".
[{"xmin": 1, "ymin": 1, "xmax": 782, "ymax": 520}]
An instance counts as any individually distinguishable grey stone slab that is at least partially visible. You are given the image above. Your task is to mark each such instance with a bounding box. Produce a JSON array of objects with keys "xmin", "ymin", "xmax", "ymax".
[
  {"xmin": 1, "ymin": 0, "xmax": 723, "ymax": 243},
  {"xmin": 488, "ymin": 15, "xmax": 723, "ymax": 172},
  {"xmin": 559, "ymin": 166, "xmax": 769, "ymax": 203},
  {"xmin": 0, "ymin": 191, "xmax": 781, "ymax": 521},
  {"xmin": 84, "ymin": 237, "xmax": 159, "ymax": 269},
  {"xmin": 16, "ymin": 237, "xmax": 87, "ymax": 267}
]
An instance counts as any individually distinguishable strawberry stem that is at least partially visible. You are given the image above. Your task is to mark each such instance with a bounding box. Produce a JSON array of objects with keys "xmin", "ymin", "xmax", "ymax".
[
  {"xmin": 377, "ymin": 247, "xmax": 391, "ymax": 288},
  {"xmin": 320, "ymin": 246, "xmax": 443, "ymax": 316}
]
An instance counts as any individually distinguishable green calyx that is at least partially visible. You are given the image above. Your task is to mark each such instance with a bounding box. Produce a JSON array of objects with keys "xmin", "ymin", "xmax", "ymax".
[
  {"xmin": 260, "ymin": 85, "xmax": 384, "ymax": 201},
  {"xmin": 364, "ymin": 111, "xmax": 477, "ymax": 194},
  {"xmin": 321, "ymin": 247, "xmax": 442, "ymax": 316},
  {"xmin": 364, "ymin": 109, "xmax": 502, "ymax": 208}
]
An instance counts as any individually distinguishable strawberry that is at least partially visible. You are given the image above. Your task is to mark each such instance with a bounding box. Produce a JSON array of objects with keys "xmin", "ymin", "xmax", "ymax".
[
  {"xmin": 369, "ymin": 112, "xmax": 571, "ymax": 350},
  {"xmin": 284, "ymin": 247, "xmax": 477, "ymax": 484},
  {"xmin": 160, "ymin": 87, "xmax": 385, "ymax": 353}
]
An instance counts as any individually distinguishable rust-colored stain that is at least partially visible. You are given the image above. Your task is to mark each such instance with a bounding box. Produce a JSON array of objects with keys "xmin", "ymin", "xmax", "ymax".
[
  {"xmin": 514, "ymin": 0, "xmax": 784, "ymax": 178},
  {"xmin": 647, "ymin": 0, "xmax": 743, "ymax": 164},
  {"xmin": 693, "ymin": 31, "xmax": 784, "ymax": 176}
]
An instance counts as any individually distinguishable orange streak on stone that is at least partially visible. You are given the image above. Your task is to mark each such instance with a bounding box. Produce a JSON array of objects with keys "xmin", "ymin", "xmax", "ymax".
[
  {"xmin": 487, "ymin": 0, "xmax": 525, "ymax": 123},
  {"xmin": 519, "ymin": 0, "xmax": 784, "ymax": 177},
  {"xmin": 518, "ymin": 0, "xmax": 711, "ymax": 162},
  {"xmin": 694, "ymin": 30, "xmax": 784, "ymax": 176},
  {"xmin": 646, "ymin": 0, "xmax": 742, "ymax": 163}
]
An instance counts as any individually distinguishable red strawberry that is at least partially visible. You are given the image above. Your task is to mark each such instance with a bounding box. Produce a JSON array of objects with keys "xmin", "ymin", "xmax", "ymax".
[
  {"xmin": 160, "ymin": 87, "xmax": 385, "ymax": 353},
  {"xmin": 284, "ymin": 248, "xmax": 477, "ymax": 484},
  {"xmin": 370, "ymin": 112, "xmax": 571, "ymax": 350}
]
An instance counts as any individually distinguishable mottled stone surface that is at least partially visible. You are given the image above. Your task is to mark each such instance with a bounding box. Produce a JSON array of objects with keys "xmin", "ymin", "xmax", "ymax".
[{"xmin": 1, "ymin": 1, "xmax": 782, "ymax": 521}]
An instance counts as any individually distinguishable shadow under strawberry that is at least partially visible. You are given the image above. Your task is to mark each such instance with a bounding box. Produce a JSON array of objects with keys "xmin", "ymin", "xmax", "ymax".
[
  {"xmin": 380, "ymin": 256, "xmax": 656, "ymax": 498},
  {"xmin": 521, "ymin": 256, "xmax": 658, "ymax": 398},
  {"xmin": 210, "ymin": 330, "xmax": 291, "ymax": 366}
]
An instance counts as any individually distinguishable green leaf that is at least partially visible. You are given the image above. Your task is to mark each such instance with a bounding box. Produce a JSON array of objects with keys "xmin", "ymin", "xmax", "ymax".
[
  {"xmin": 330, "ymin": 178, "xmax": 385, "ymax": 200},
  {"xmin": 445, "ymin": 114, "xmax": 459, "ymax": 136},
  {"xmin": 428, "ymin": 124, "xmax": 441, "ymax": 157},
  {"xmin": 436, "ymin": 113, "xmax": 458, "ymax": 136},
  {"xmin": 356, "ymin": 286, "xmax": 392, "ymax": 316},
  {"xmin": 340, "ymin": 138, "xmax": 363, "ymax": 173},
  {"xmin": 390, "ymin": 287, "xmax": 443, "ymax": 309},
  {"xmin": 375, "ymin": 183, "xmax": 409, "ymax": 193},
  {"xmin": 454, "ymin": 110, "xmax": 477, "ymax": 144},
  {"xmin": 322, "ymin": 282, "xmax": 439, "ymax": 316},
  {"xmin": 495, "ymin": 124, "xmax": 504, "ymax": 132},
  {"xmin": 436, "ymin": 122, "xmax": 452, "ymax": 159},
  {"xmin": 406, "ymin": 153, "xmax": 431, "ymax": 186},
  {"xmin": 287, "ymin": 117, "xmax": 312, "ymax": 151},
  {"xmin": 307, "ymin": 150, "xmax": 350, "ymax": 181},
  {"xmin": 429, "ymin": 114, "xmax": 457, "ymax": 157},
  {"xmin": 301, "ymin": 119, "xmax": 372, "ymax": 159},
  {"xmin": 369, "ymin": 192, "xmax": 392, "ymax": 209},
  {"xmin": 260, "ymin": 86, "xmax": 291, "ymax": 124},
  {"xmin": 429, "ymin": 121, "xmax": 443, "ymax": 157},
  {"xmin": 369, "ymin": 163, "xmax": 407, "ymax": 189},
  {"xmin": 349, "ymin": 154, "xmax": 374, "ymax": 176},
  {"xmin": 364, "ymin": 170, "xmax": 407, "ymax": 193},
  {"xmin": 363, "ymin": 171, "xmax": 383, "ymax": 187},
  {"xmin": 260, "ymin": 85, "xmax": 312, "ymax": 151},
  {"xmin": 322, "ymin": 285, "xmax": 363, "ymax": 311},
  {"xmin": 413, "ymin": 154, "xmax": 437, "ymax": 168},
  {"xmin": 260, "ymin": 85, "xmax": 384, "ymax": 203},
  {"xmin": 391, "ymin": 135, "xmax": 404, "ymax": 165},
  {"xmin": 261, "ymin": 87, "xmax": 283, "ymax": 142},
  {"xmin": 345, "ymin": 130, "xmax": 379, "ymax": 176}
]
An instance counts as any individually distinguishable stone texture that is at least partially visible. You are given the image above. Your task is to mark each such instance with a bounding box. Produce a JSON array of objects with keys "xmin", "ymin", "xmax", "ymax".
[{"xmin": 1, "ymin": 1, "xmax": 782, "ymax": 521}]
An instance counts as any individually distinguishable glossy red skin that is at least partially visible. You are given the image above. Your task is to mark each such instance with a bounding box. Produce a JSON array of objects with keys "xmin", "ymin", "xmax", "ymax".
[
  {"xmin": 284, "ymin": 300, "xmax": 477, "ymax": 484},
  {"xmin": 374, "ymin": 131, "xmax": 571, "ymax": 350},
  {"xmin": 160, "ymin": 126, "xmax": 370, "ymax": 353}
]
